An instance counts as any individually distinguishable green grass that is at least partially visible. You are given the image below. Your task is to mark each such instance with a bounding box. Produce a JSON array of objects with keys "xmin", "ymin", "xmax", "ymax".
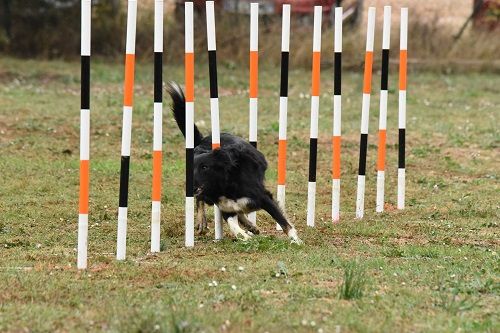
[
  {"xmin": 0, "ymin": 57, "xmax": 499, "ymax": 332},
  {"xmin": 338, "ymin": 261, "xmax": 367, "ymax": 300}
]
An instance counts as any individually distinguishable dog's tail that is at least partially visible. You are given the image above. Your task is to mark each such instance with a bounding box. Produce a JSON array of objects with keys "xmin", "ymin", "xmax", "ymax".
[{"xmin": 166, "ymin": 82, "xmax": 203, "ymax": 146}]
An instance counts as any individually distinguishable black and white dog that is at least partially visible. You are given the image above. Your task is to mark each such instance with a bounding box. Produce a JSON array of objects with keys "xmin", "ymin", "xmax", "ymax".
[{"xmin": 167, "ymin": 82, "xmax": 302, "ymax": 244}]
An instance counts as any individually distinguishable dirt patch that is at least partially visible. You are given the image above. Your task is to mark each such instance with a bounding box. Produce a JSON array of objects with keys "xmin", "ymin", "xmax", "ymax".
[{"xmin": 443, "ymin": 146, "xmax": 498, "ymax": 160}]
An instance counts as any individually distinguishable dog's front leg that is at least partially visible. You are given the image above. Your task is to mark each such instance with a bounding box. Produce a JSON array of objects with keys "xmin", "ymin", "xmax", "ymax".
[
  {"xmin": 225, "ymin": 214, "xmax": 251, "ymax": 241},
  {"xmin": 196, "ymin": 199, "xmax": 208, "ymax": 235}
]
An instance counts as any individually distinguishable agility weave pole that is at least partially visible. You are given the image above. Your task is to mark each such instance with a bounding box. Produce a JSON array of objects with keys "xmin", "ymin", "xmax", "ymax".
[
  {"xmin": 355, "ymin": 7, "xmax": 376, "ymax": 219},
  {"xmin": 398, "ymin": 8, "xmax": 408, "ymax": 210},
  {"xmin": 75, "ymin": 4, "xmax": 414, "ymax": 266},
  {"xmin": 77, "ymin": 0, "xmax": 91, "ymax": 270},
  {"xmin": 306, "ymin": 6, "xmax": 322, "ymax": 228},
  {"xmin": 332, "ymin": 6, "xmax": 342, "ymax": 223},
  {"xmin": 205, "ymin": 1, "xmax": 224, "ymax": 240},
  {"xmin": 151, "ymin": 0, "xmax": 163, "ymax": 253},
  {"xmin": 247, "ymin": 2, "xmax": 259, "ymax": 226},
  {"xmin": 116, "ymin": 0, "xmax": 137, "ymax": 260},
  {"xmin": 185, "ymin": 2, "xmax": 195, "ymax": 247},
  {"xmin": 375, "ymin": 6, "xmax": 391, "ymax": 213},
  {"xmin": 276, "ymin": 4, "xmax": 291, "ymax": 230}
]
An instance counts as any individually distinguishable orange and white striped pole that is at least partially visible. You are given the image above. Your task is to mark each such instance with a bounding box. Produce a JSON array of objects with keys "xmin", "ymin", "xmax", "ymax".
[
  {"xmin": 332, "ymin": 6, "xmax": 342, "ymax": 222},
  {"xmin": 306, "ymin": 6, "xmax": 322, "ymax": 227},
  {"xmin": 117, "ymin": 0, "xmax": 137, "ymax": 260},
  {"xmin": 247, "ymin": 2, "xmax": 259, "ymax": 226},
  {"xmin": 78, "ymin": 0, "xmax": 91, "ymax": 270},
  {"xmin": 276, "ymin": 4, "xmax": 291, "ymax": 230},
  {"xmin": 398, "ymin": 8, "xmax": 408, "ymax": 210},
  {"xmin": 376, "ymin": 6, "xmax": 391, "ymax": 213},
  {"xmin": 205, "ymin": 1, "xmax": 223, "ymax": 240},
  {"xmin": 355, "ymin": 7, "xmax": 375, "ymax": 219},
  {"xmin": 185, "ymin": 2, "xmax": 195, "ymax": 247},
  {"xmin": 151, "ymin": 0, "xmax": 163, "ymax": 253}
]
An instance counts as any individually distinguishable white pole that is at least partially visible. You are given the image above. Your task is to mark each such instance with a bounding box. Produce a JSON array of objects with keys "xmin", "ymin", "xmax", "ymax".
[
  {"xmin": 206, "ymin": 1, "xmax": 224, "ymax": 240},
  {"xmin": 117, "ymin": 0, "xmax": 137, "ymax": 260},
  {"xmin": 376, "ymin": 6, "xmax": 391, "ymax": 213},
  {"xmin": 332, "ymin": 6, "xmax": 342, "ymax": 222},
  {"xmin": 398, "ymin": 8, "xmax": 408, "ymax": 210},
  {"xmin": 151, "ymin": 0, "xmax": 163, "ymax": 253},
  {"xmin": 355, "ymin": 7, "xmax": 376, "ymax": 219},
  {"xmin": 248, "ymin": 2, "xmax": 259, "ymax": 227},
  {"xmin": 185, "ymin": 2, "xmax": 195, "ymax": 247},
  {"xmin": 276, "ymin": 4, "xmax": 291, "ymax": 230},
  {"xmin": 306, "ymin": 6, "xmax": 322, "ymax": 227},
  {"xmin": 78, "ymin": 0, "xmax": 91, "ymax": 270}
]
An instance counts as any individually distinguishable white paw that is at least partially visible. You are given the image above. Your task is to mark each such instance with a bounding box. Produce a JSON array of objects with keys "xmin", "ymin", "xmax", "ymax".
[
  {"xmin": 227, "ymin": 216, "xmax": 252, "ymax": 241},
  {"xmin": 287, "ymin": 228, "xmax": 303, "ymax": 245},
  {"xmin": 237, "ymin": 231, "xmax": 251, "ymax": 241}
]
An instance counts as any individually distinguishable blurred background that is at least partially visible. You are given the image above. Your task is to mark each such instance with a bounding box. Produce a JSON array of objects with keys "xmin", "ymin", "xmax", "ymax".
[{"xmin": 0, "ymin": 0, "xmax": 498, "ymax": 72}]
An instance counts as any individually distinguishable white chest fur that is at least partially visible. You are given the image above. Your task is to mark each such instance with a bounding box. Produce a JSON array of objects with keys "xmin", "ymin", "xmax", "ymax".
[{"xmin": 217, "ymin": 196, "xmax": 251, "ymax": 213}]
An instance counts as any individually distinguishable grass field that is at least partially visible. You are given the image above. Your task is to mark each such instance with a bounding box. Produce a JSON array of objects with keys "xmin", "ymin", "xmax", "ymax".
[{"xmin": 0, "ymin": 57, "xmax": 498, "ymax": 332}]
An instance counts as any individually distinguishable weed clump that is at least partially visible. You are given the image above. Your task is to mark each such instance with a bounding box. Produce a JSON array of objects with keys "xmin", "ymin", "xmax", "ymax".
[{"xmin": 338, "ymin": 261, "xmax": 367, "ymax": 300}]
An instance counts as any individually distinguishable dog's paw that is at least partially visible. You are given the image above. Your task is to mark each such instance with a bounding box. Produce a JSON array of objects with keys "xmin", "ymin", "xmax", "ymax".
[
  {"xmin": 287, "ymin": 228, "xmax": 303, "ymax": 245},
  {"xmin": 237, "ymin": 231, "xmax": 252, "ymax": 241},
  {"xmin": 197, "ymin": 229, "xmax": 209, "ymax": 236},
  {"xmin": 246, "ymin": 228, "xmax": 260, "ymax": 236},
  {"xmin": 196, "ymin": 223, "xmax": 209, "ymax": 235}
]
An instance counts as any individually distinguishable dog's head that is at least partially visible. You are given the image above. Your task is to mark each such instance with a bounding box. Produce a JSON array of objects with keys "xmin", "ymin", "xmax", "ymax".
[{"xmin": 194, "ymin": 149, "xmax": 236, "ymax": 196}]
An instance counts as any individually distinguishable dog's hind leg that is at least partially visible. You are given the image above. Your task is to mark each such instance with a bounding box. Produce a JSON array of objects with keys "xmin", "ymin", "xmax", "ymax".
[
  {"xmin": 261, "ymin": 196, "xmax": 303, "ymax": 244},
  {"xmin": 223, "ymin": 213, "xmax": 251, "ymax": 241},
  {"xmin": 196, "ymin": 200, "xmax": 208, "ymax": 235},
  {"xmin": 237, "ymin": 213, "xmax": 260, "ymax": 235}
]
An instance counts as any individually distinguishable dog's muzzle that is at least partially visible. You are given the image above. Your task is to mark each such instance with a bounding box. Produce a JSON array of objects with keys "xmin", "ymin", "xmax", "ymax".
[{"xmin": 195, "ymin": 186, "xmax": 203, "ymax": 196}]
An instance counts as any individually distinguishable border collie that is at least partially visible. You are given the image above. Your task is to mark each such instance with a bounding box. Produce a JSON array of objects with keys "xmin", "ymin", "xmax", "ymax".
[{"xmin": 167, "ymin": 82, "xmax": 302, "ymax": 244}]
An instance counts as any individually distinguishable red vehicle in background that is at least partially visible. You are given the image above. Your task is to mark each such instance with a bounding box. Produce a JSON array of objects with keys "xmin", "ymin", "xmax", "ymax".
[
  {"xmin": 455, "ymin": 0, "xmax": 499, "ymax": 41},
  {"xmin": 273, "ymin": 0, "xmax": 335, "ymax": 14},
  {"xmin": 473, "ymin": 0, "xmax": 500, "ymax": 30},
  {"xmin": 273, "ymin": 0, "xmax": 362, "ymax": 25}
]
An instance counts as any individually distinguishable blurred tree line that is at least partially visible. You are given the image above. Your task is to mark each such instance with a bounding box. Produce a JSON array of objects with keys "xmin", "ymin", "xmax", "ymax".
[{"xmin": 0, "ymin": 0, "xmax": 126, "ymax": 58}]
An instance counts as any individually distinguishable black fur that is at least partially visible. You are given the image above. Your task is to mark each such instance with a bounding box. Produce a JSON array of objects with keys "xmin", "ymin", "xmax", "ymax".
[{"xmin": 167, "ymin": 82, "xmax": 299, "ymax": 240}]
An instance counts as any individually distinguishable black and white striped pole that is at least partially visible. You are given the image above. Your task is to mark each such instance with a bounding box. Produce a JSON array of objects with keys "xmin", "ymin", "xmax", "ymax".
[
  {"xmin": 205, "ymin": 1, "xmax": 223, "ymax": 240},
  {"xmin": 355, "ymin": 7, "xmax": 376, "ymax": 219},
  {"xmin": 332, "ymin": 6, "xmax": 342, "ymax": 222},
  {"xmin": 306, "ymin": 6, "xmax": 322, "ymax": 227},
  {"xmin": 248, "ymin": 2, "xmax": 259, "ymax": 226},
  {"xmin": 185, "ymin": 2, "xmax": 195, "ymax": 247},
  {"xmin": 78, "ymin": 0, "xmax": 91, "ymax": 269},
  {"xmin": 117, "ymin": 0, "xmax": 137, "ymax": 260},
  {"xmin": 276, "ymin": 4, "xmax": 291, "ymax": 230},
  {"xmin": 398, "ymin": 8, "xmax": 408, "ymax": 210},
  {"xmin": 376, "ymin": 6, "xmax": 391, "ymax": 213},
  {"xmin": 150, "ymin": 0, "xmax": 163, "ymax": 253}
]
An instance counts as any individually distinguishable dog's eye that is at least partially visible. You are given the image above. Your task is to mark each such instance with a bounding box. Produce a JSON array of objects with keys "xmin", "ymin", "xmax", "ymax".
[{"xmin": 201, "ymin": 165, "xmax": 209, "ymax": 170}]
